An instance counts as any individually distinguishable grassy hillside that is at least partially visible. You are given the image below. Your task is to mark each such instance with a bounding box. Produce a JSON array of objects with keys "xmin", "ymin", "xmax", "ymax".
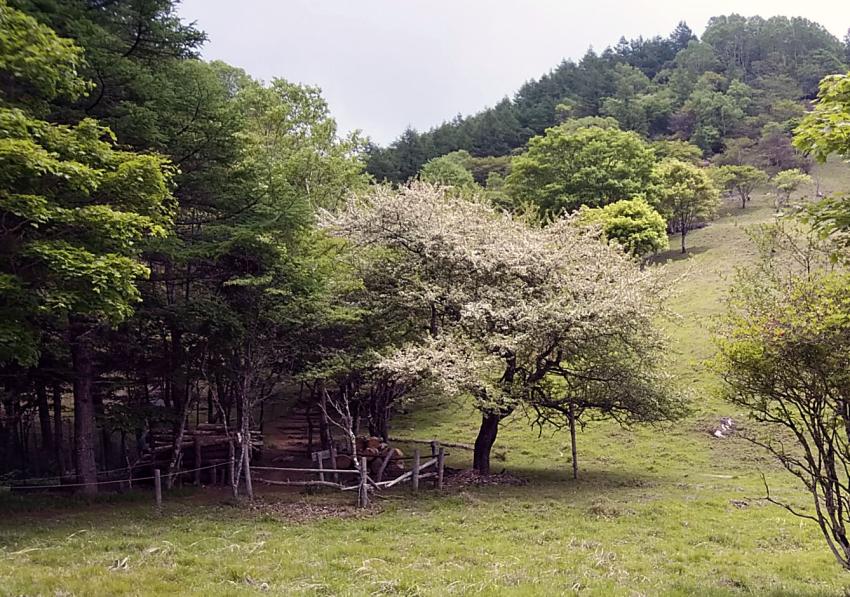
[{"xmin": 1, "ymin": 161, "xmax": 849, "ymax": 596}]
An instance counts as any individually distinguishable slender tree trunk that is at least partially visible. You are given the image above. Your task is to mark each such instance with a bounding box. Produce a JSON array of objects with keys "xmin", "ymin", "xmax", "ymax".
[
  {"xmin": 238, "ymin": 367, "xmax": 253, "ymax": 500},
  {"xmin": 473, "ymin": 412, "xmax": 501, "ymax": 475},
  {"xmin": 680, "ymin": 229, "xmax": 687, "ymax": 254},
  {"xmin": 318, "ymin": 386, "xmax": 331, "ymax": 451},
  {"xmin": 70, "ymin": 317, "xmax": 98, "ymax": 495},
  {"xmin": 166, "ymin": 391, "xmax": 195, "ymax": 489},
  {"xmin": 568, "ymin": 402, "xmax": 578, "ymax": 480},
  {"xmin": 36, "ymin": 382, "xmax": 53, "ymax": 456},
  {"xmin": 207, "ymin": 387, "xmax": 213, "ymax": 424},
  {"xmin": 52, "ymin": 384, "xmax": 64, "ymax": 474}
]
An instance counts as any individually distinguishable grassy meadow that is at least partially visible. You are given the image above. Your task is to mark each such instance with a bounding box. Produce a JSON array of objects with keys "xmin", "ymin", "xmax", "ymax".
[{"xmin": 2, "ymin": 161, "xmax": 849, "ymax": 596}]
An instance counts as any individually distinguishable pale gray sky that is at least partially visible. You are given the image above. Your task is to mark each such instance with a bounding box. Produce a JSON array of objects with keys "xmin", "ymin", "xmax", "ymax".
[{"xmin": 178, "ymin": 0, "xmax": 850, "ymax": 144}]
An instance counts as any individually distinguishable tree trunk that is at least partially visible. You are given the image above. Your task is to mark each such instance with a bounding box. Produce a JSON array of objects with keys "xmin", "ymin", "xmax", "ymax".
[
  {"xmin": 52, "ymin": 384, "xmax": 64, "ymax": 474},
  {"xmin": 680, "ymin": 229, "xmax": 687, "ymax": 254},
  {"xmin": 238, "ymin": 368, "xmax": 253, "ymax": 500},
  {"xmin": 368, "ymin": 390, "xmax": 390, "ymax": 441},
  {"xmin": 36, "ymin": 382, "xmax": 53, "ymax": 456},
  {"xmin": 473, "ymin": 412, "xmax": 501, "ymax": 475},
  {"xmin": 166, "ymin": 391, "xmax": 195, "ymax": 489},
  {"xmin": 569, "ymin": 402, "xmax": 578, "ymax": 480},
  {"xmin": 70, "ymin": 317, "xmax": 98, "ymax": 495}
]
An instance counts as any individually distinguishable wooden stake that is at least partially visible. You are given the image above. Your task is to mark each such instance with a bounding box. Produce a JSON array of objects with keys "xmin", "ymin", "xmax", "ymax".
[
  {"xmin": 437, "ymin": 447, "xmax": 445, "ymax": 490},
  {"xmin": 358, "ymin": 456, "xmax": 369, "ymax": 508},
  {"xmin": 317, "ymin": 453, "xmax": 325, "ymax": 483},
  {"xmin": 412, "ymin": 449, "xmax": 420, "ymax": 493},
  {"xmin": 329, "ymin": 442, "xmax": 338, "ymax": 484},
  {"xmin": 194, "ymin": 435, "xmax": 202, "ymax": 486},
  {"xmin": 154, "ymin": 469, "xmax": 162, "ymax": 509},
  {"xmin": 242, "ymin": 437, "xmax": 253, "ymax": 500}
]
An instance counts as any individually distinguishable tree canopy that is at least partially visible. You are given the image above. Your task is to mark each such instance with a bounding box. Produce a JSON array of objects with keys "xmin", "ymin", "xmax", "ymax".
[
  {"xmin": 323, "ymin": 183, "xmax": 683, "ymax": 474},
  {"xmin": 576, "ymin": 198, "xmax": 668, "ymax": 256},
  {"xmin": 655, "ymin": 159, "xmax": 720, "ymax": 253},
  {"xmin": 506, "ymin": 124, "xmax": 657, "ymax": 215}
]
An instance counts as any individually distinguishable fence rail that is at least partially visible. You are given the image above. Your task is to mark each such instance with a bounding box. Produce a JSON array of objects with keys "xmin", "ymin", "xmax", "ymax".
[{"xmin": 2, "ymin": 438, "xmax": 449, "ymax": 510}]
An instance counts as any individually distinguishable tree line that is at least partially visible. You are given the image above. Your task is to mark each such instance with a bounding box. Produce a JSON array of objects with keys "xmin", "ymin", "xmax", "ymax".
[
  {"xmin": 368, "ymin": 16, "xmax": 848, "ymax": 182},
  {"xmin": 0, "ymin": 0, "xmax": 367, "ymax": 491}
]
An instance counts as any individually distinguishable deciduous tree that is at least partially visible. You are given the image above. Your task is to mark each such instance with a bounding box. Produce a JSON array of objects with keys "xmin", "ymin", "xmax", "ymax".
[
  {"xmin": 713, "ymin": 222, "xmax": 850, "ymax": 570},
  {"xmin": 506, "ymin": 124, "xmax": 657, "ymax": 216},
  {"xmin": 323, "ymin": 184, "xmax": 683, "ymax": 474},
  {"xmin": 715, "ymin": 165, "xmax": 768, "ymax": 208},
  {"xmin": 655, "ymin": 159, "xmax": 720, "ymax": 253},
  {"xmin": 576, "ymin": 198, "xmax": 668, "ymax": 256}
]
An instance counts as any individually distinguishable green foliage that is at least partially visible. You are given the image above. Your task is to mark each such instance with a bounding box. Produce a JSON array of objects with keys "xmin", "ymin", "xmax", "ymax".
[
  {"xmin": 713, "ymin": 222, "xmax": 850, "ymax": 569},
  {"xmin": 792, "ymin": 71, "xmax": 850, "ymax": 244},
  {"xmin": 678, "ymin": 74, "xmax": 753, "ymax": 152},
  {"xmin": 506, "ymin": 124, "xmax": 657, "ymax": 215},
  {"xmin": 0, "ymin": 0, "xmax": 88, "ymax": 102},
  {"xmin": 419, "ymin": 151, "xmax": 476, "ymax": 189},
  {"xmin": 714, "ymin": 164, "xmax": 769, "ymax": 208},
  {"xmin": 651, "ymin": 139, "xmax": 703, "ymax": 163},
  {"xmin": 654, "ymin": 159, "xmax": 720, "ymax": 252},
  {"xmin": 794, "ymin": 71, "xmax": 850, "ymax": 162},
  {"xmin": 0, "ymin": 2, "xmax": 174, "ymax": 365},
  {"xmin": 577, "ymin": 198, "xmax": 668, "ymax": 256},
  {"xmin": 772, "ymin": 168, "xmax": 813, "ymax": 207}
]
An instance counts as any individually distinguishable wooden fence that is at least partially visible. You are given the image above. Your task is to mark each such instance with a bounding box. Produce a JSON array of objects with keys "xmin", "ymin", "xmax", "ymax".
[{"xmin": 252, "ymin": 444, "xmax": 447, "ymax": 507}]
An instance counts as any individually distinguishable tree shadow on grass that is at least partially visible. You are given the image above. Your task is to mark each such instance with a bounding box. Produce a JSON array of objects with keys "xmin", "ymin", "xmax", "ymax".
[
  {"xmin": 648, "ymin": 245, "xmax": 711, "ymax": 264},
  {"xmin": 454, "ymin": 465, "xmax": 661, "ymax": 499}
]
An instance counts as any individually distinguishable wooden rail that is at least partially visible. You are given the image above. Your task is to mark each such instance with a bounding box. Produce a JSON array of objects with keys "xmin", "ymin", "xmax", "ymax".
[{"xmin": 251, "ymin": 444, "xmax": 448, "ymax": 507}]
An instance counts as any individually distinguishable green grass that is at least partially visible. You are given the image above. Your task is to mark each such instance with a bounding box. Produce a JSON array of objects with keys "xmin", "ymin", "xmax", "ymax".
[{"xmin": 2, "ymin": 162, "xmax": 849, "ymax": 596}]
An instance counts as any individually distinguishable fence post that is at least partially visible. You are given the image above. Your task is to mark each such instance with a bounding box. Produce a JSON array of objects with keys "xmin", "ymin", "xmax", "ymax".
[
  {"xmin": 437, "ymin": 447, "xmax": 445, "ymax": 490},
  {"xmin": 430, "ymin": 440, "xmax": 438, "ymax": 458},
  {"xmin": 194, "ymin": 436, "xmax": 202, "ymax": 486},
  {"xmin": 358, "ymin": 456, "xmax": 369, "ymax": 508},
  {"xmin": 154, "ymin": 468, "xmax": 162, "ymax": 509},
  {"xmin": 228, "ymin": 439, "xmax": 236, "ymax": 498},
  {"xmin": 412, "ymin": 449, "xmax": 420, "ymax": 493},
  {"xmin": 329, "ymin": 442, "xmax": 338, "ymax": 484},
  {"xmin": 317, "ymin": 454, "xmax": 325, "ymax": 483}
]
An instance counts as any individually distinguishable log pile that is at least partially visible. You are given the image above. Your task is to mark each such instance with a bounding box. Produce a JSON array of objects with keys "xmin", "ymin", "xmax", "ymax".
[
  {"xmin": 334, "ymin": 436, "xmax": 406, "ymax": 480},
  {"xmin": 139, "ymin": 423, "xmax": 263, "ymax": 470}
]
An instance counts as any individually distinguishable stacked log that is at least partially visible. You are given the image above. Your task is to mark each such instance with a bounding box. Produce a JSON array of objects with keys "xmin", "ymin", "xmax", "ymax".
[
  {"xmin": 140, "ymin": 424, "xmax": 263, "ymax": 471},
  {"xmin": 334, "ymin": 436, "xmax": 405, "ymax": 480}
]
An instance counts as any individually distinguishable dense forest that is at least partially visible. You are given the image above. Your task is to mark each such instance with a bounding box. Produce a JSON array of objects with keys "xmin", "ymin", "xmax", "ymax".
[
  {"xmin": 367, "ymin": 16, "xmax": 850, "ymax": 182},
  {"xmin": 0, "ymin": 0, "xmax": 369, "ymax": 493}
]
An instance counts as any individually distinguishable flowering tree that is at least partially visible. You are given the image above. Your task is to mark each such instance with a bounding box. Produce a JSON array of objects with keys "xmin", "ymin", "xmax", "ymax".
[{"xmin": 322, "ymin": 183, "xmax": 683, "ymax": 474}]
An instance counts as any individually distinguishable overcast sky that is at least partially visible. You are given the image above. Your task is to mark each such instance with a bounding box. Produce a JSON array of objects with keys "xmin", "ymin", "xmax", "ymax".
[{"xmin": 177, "ymin": 1, "xmax": 850, "ymax": 145}]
